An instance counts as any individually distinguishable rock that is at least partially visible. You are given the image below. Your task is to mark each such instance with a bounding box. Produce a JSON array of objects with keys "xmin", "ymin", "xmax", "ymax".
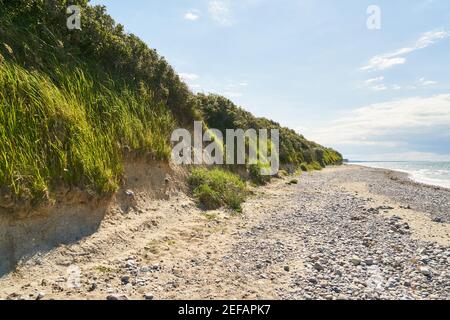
[
  {"xmin": 350, "ymin": 256, "xmax": 362, "ymax": 266},
  {"xmin": 313, "ymin": 262, "xmax": 324, "ymax": 271},
  {"xmin": 419, "ymin": 256, "xmax": 430, "ymax": 264},
  {"xmin": 150, "ymin": 264, "xmax": 161, "ymax": 271},
  {"xmin": 87, "ymin": 282, "xmax": 97, "ymax": 292},
  {"xmin": 308, "ymin": 277, "xmax": 318, "ymax": 284},
  {"xmin": 364, "ymin": 259, "xmax": 374, "ymax": 266},
  {"xmin": 36, "ymin": 292, "xmax": 45, "ymax": 300},
  {"xmin": 144, "ymin": 293, "xmax": 154, "ymax": 300},
  {"xmin": 125, "ymin": 260, "xmax": 137, "ymax": 268},
  {"xmin": 432, "ymin": 217, "xmax": 444, "ymax": 223},
  {"xmin": 419, "ymin": 267, "xmax": 432, "ymax": 277},
  {"xmin": 283, "ymin": 266, "xmax": 290, "ymax": 272},
  {"xmin": 120, "ymin": 275, "xmax": 130, "ymax": 285},
  {"xmin": 107, "ymin": 294, "xmax": 129, "ymax": 301}
]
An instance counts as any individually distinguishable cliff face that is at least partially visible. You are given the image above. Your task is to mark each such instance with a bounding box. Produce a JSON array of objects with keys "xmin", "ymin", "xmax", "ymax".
[{"xmin": 0, "ymin": 0, "xmax": 342, "ymax": 207}]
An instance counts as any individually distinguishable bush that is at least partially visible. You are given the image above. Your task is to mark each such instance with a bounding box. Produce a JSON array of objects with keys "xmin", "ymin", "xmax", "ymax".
[
  {"xmin": 300, "ymin": 163, "xmax": 308, "ymax": 172},
  {"xmin": 248, "ymin": 163, "xmax": 271, "ymax": 185},
  {"xmin": 310, "ymin": 161, "xmax": 323, "ymax": 171},
  {"xmin": 188, "ymin": 168, "xmax": 247, "ymax": 211}
]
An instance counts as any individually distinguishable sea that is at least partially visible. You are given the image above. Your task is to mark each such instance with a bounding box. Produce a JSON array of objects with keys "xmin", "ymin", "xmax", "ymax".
[{"xmin": 348, "ymin": 161, "xmax": 450, "ymax": 189}]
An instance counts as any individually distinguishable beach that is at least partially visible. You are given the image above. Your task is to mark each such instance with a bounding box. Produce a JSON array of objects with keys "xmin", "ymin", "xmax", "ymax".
[{"xmin": 0, "ymin": 165, "xmax": 448, "ymax": 300}]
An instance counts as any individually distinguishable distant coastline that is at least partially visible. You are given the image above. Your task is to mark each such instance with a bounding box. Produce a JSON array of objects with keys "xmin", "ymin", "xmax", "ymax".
[{"xmin": 348, "ymin": 161, "xmax": 450, "ymax": 189}]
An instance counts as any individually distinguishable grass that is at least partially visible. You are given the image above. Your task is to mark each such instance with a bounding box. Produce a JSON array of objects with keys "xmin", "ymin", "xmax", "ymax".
[
  {"xmin": 248, "ymin": 163, "xmax": 272, "ymax": 185},
  {"xmin": 0, "ymin": 60, "xmax": 175, "ymax": 205},
  {"xmin": 300, "ymin": 161, "xmax": 323, "ymax": 172},
  {"xmin": 188, "ymin": 167, "xmax": 247, "ymax": 212}
]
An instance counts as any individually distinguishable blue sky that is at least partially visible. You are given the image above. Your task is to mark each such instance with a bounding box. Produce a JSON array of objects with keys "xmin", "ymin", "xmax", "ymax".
[{"xmin": 90, "ymin": 0, "xmax": 450, "ymax": 161}]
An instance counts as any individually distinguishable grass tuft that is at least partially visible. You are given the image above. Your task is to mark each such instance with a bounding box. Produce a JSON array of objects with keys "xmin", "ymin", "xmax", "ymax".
[{"xmin": 188, "ymin": 168, "xmax": 247, "ymax": 212}]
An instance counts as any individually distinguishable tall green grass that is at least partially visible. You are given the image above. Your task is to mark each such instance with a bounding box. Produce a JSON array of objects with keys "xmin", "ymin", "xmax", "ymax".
[{"xmin": 0, "ymin": 61, "xmax": 175, "ymax": 204}]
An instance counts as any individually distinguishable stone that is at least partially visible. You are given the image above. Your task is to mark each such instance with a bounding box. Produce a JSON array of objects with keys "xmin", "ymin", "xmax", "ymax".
[
  {"xmin": 313, "ymin": 262, "xmax": 324, "ymax": 271},
  {"xmin": 364, "ymin": 259, "xmax": 374, "ymax": 266},
  {"xmin": 121, "ymin": 275, "xmax": 130, "ymax": 285},
  {"xmin": 144, "ymin": 293, "xmax": 154, "ymax": 300},
  {"xmin": 36, "ymin": 292, "xmax": 45, "ymax": 300},
  {"xmin": 419, "ymin": 267, "xmax": 432, "ymax": 277},
  {"xmin": 350, "ymin": 256, "xmax": 362, "ymax": 266},
  {"xmin": 106, "ymin": 294, "xmax": 129, "ymax": 301}
]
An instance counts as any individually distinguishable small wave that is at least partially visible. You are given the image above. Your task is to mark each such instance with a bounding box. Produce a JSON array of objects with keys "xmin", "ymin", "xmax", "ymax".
[{"xmin": 349, "ymin": 162, "xmax": 450, "ymax": 189}]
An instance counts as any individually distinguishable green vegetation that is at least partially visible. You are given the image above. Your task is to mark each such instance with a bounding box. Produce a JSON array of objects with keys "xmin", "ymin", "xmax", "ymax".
[
  {"xmin": 249, "ymin": 163, "xmax": 272, "ymax": 185},
  {"xmin": 197, "ymin": 94, "xmax": 342, "ymax": 169},
  {"xmin": 188, "ymin": 168, "xmax": 247, "ymax": 212},
  {"xmin": 0, "ymin": 0, "xmax": 342, "ymax": 209}
]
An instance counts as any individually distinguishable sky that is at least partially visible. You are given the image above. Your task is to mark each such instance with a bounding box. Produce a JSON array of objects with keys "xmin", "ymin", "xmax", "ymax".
[{"xmin": 90, "ymin": 0, "xmax": 450, "ymax": 161}]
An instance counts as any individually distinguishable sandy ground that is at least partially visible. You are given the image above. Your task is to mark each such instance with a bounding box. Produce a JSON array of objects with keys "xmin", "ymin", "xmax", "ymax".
[{"xmin": 0, "ymin": 165, "xmax": 448, "ymax": 300}]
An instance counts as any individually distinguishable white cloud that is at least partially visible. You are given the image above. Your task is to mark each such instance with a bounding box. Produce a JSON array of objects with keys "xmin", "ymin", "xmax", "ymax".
[
  {"xmin": 361, "ymin": 76, "xmax": 388, "ymax": 91},
  {"xmin": 364, "ymin": 76, "xmax": 384, "ymax": 85},
  {"xmin": 209, "ymin": 1, "xmax": 233, "ymax": 26},
  {"xmin": 305, "ymin": 94, "xmax": 450, "ymax": 147},
  {"xmin": 184, "ymin": 10, "xmax": 200, "ymax": 21},
  {"xmin": 418, "ymin": 77, "xmax": 437, "ymax": 86},
  {"xmin": 348, "ymin": 151, "xmax": 450, "ymax": 162},
  {"xmin": 372, "ymin": 84, "xmax": 387, "ymax": 91},
  {"xmin": 361, "ymin": 30, "xmax": 450, "ymax": 71},
  {"xmin": 179, "ymin": 73, "xmax": 200, "ymax": 81}
]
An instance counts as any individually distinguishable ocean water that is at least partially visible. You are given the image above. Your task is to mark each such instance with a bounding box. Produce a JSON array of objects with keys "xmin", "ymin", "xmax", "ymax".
[{"xmin": 349, "ymin": 161, "xmax": 450, "ymax": 189}]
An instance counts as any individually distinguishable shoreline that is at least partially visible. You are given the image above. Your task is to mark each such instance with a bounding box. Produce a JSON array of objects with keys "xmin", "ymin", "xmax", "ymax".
[
  {"xmin": 347, "ymin": 162, "xmax": 450, "ymax": 191},
  {"xmin": 0, "ymin": 165, "xmax": 448, "ymax": 300}
]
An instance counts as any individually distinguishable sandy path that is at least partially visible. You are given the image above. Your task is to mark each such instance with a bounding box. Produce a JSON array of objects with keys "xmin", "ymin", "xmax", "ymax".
[{"xmin": 0, "ymin": 165, "xmax": 449, "ymax": 300}]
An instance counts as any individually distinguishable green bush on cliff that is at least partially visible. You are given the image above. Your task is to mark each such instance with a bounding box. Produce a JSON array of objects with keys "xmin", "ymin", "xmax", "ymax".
[{"xmin": 188, "ymin": 168, "xmax": 247, "ymax": 212}]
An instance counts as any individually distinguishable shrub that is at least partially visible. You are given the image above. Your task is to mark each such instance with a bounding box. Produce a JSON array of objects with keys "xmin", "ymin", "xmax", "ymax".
[
  {"xmin": 248, "ymin": 163, "xmax": 271, "ymax": 185},
  {"xmin": 188, "ymin": 168, "xmax": 247, "ymax": 211},
  {"xmin": 310, "ymin": 161, "xmax": 323, "ymax": 171},
  {"xmin": 300, "ymin": 163, "xmax": 308, "ymax": 172}
]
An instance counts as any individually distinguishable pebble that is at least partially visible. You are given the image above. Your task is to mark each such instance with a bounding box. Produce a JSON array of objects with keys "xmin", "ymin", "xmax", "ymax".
[{"xmin": 106, "ymin": 294, "xmax": 129, "ymax": 301}]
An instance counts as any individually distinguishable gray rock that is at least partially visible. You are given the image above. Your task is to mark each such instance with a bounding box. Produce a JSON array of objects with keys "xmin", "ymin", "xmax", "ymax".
[
  {"xmin": 36, "ymin": 292, "xmax": 45, "ymax": 300},
  {"xmin": 419, "ymin": 267, "xmax": 432, "ymax": 277},
  {"xmin": 107, "ymin": 294, "xmax": 129, "ymax": 301},
  {"xmin": 144, "ymin": 293, "xmax": 154, "ymax": 300},
  {"xmin": 313, "ymin": 262, "xmax": 324, "ymax": 271},
  {"xmin": 120, "ymin": 275, "xmax": 130, "ymax": 285}
]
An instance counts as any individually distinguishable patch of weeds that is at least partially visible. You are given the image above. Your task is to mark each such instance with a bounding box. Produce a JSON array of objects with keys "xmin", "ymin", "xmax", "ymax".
[{"xmin": 188, "ymin": 168, "xmax": 247, "ymax": 212}]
